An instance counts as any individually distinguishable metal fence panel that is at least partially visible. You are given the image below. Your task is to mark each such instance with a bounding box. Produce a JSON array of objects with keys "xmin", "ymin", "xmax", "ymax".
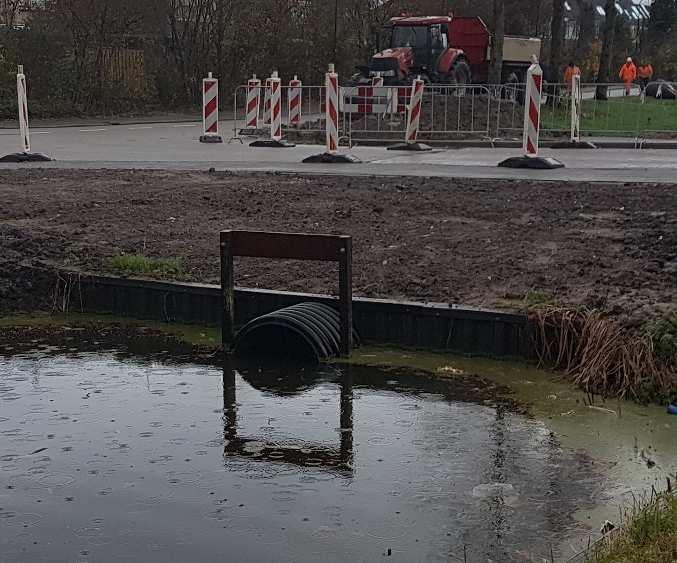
[
  {"xmin": 232, "ymin": 79, "xmax": 677, "ymax": 145},
  {"xmin": 346, "ymin": 84, "xmax": 493, "ymax": 143},
  {"xmin": 231, "ymin": 84, "xmax": 330, "ymax": 144}
]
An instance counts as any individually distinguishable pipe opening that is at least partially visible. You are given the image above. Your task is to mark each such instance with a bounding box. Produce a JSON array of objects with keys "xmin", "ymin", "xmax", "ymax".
[{"xmin": 233, "ymin": 302, "xmax": 359, "ymax": 363}]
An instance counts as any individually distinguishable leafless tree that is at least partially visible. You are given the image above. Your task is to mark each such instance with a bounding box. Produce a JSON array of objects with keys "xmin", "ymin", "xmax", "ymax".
[
  {"xmin": 0, "ymin": 0, "xmax": 25, "ymax": 28},
  {"xmin": 488, "ymin": 0, "xmax": 504, "ymax": 84},
  {"xmin": 550, "ymin": 0, "xmax": 565, "ymax": 81}
]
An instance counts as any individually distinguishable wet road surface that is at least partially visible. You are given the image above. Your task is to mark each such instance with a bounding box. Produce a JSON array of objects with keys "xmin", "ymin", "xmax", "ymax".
[{"xmin": 2, "ymin": 122, "xmax": 677, "ymax": 183}]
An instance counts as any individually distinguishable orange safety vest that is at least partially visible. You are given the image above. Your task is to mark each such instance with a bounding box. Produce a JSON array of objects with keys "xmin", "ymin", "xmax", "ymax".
[
  {"xmin": 638, "ymin": 64, "xmax": 653, "ymax": 79},
  {"xmin": 563, "ymin": 65, "xmax": 581, "ymax": 84},
  {"xmin": 619, "ymin": 63, "xmax": 637, "ymax": 83}
]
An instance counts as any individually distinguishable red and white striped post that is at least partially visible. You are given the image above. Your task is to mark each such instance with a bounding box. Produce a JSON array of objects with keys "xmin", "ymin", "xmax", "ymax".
[
  {"xmin": 522, "ymin": 62, "xmax": 543, "ymax": 156},
  {"xmin": 250, "ymin": 71, "xmax": 295, "ymax": 148},
  {"xmin": 288, "ymin": 75, "xmax": 302, "ymax": 126},
  {"xmin": 262, "ymin": 77, "xmax": 272, "ymax": 126},
  {"xmin": 499, "ymin": 57, "xmax": 564, "ymax": 168},
  {"xmin": 0, "ymin": 65, "xmax": 52, "ymax": 162},
  {"xmin": 245, "ymin": 74, "xmax": 261, "ymax": 130},
  {"xmin": 405, "ymin": 76, "xmax": 424, "ymax": 144},
  {"xmin": 326, "ymin": 64, "xmax": 339, "ymax": 153},
  {"xmin": 17, "ymin": 65, "xmax": 30, "ymax": 153},
  {"xmin": 200, "ymin": 72, "xmax": 222, "ymax": 143},
  {"xmin": 388, "ymin": 76, "xmax": 431, "ymax": 151},
  {"xmin": 269, "ymin": 71, "xmax": 282, "ymax": 141},
  {"xmin": 302, "ymin": 63, "xmax": 360, "ymax": 163}
]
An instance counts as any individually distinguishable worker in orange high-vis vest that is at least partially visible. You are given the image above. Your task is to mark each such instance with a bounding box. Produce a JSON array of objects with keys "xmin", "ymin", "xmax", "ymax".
[
  {"xmin": 637, "ymin": 62, "xmax": 654, "ymax": 92},
  {"xmin": 563, "ymin": 61, "xmax": 581, "ymax": 94},
  {"xmin": 619, "ymin": 57, "xmax": 637, "ymax": 96}
]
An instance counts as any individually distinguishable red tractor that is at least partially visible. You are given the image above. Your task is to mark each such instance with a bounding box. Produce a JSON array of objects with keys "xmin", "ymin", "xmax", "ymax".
[{"xmin": 356, "ymin": 15, "xmax": 541, "ymax": 86}]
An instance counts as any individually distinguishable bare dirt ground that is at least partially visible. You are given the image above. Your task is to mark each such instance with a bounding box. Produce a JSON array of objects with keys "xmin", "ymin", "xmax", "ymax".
[{"xmin": 0, "ymin": 169, "xmax": 674, "ymax": 326}]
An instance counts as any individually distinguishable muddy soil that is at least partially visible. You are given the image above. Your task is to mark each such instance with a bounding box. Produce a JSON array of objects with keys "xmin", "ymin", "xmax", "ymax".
[{"xmin": 0, "ymin": 169, "xmax": 674, "ymax": 325}]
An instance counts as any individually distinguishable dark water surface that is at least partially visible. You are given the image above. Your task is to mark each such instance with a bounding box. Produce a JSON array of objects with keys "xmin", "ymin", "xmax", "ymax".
[{"xmin": 0, "ymin": 343, "xmax": 602, "ymax": 562}]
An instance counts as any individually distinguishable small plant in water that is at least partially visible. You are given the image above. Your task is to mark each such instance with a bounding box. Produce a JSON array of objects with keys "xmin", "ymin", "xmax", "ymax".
[{"xmin": 108, "ymin": 254, "xmax": 183, "ymax": 276}]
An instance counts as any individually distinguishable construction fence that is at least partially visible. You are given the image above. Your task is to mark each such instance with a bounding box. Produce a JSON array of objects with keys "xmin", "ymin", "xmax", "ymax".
[{"xmin": 231, "ymin": 80, "xmax": 677, "ymax": 146}]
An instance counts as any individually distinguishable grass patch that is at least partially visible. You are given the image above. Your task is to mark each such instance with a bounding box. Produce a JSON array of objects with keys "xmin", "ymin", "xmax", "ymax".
[
  {"xmin": 647, "ymin": 317, "xmax": 677, "ymax": 364},
  {"xmin": 542, "ymin": 96, "xmax": 677, "ymax": 137},
  {"xmin": 590, "ymin": 490, "xmax": 677, "ymax": 563},
  {"xmin": 108, "ymin": 254, "xmax": 183, "ymax": 276},
  {"xmin": 524, "ymin": 289, "xmax": 554, "ymax": 309}
]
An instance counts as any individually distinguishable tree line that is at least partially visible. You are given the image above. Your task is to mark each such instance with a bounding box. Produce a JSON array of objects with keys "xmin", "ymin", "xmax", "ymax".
[{"xmin": 0, "ymin": 0, "xmax": 675, "ymax": 117}]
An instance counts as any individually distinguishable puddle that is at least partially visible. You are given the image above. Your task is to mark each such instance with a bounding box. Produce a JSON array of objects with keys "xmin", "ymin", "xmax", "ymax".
[{"xmin": 0, "ymin": 338, "xmax": 627, "ymax": 562}]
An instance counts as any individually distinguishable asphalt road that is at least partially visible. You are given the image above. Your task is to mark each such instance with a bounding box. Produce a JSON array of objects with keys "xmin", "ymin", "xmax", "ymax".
[{"xmin": 1, "ymin": 121, "xmax": 677, "ymax": 183}]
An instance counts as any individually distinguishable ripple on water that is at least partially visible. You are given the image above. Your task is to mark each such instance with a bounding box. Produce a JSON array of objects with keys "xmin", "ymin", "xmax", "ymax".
[
  {"xmin": 73, "ymin": 526, "xmax": 112, "ymax": 547},
  {"xmin": 165, "ymin": 471, "xmax": 203, "ymax": 486}
]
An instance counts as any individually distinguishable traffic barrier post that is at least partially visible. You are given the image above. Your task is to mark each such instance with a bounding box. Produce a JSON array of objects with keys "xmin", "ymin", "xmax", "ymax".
[
  {"xmin": 288, "ymin": 76, "xmax": 302, "ymax": 126},
  {"xmin": 551, "ymin": 74, "xmax": 597, "ymax": 149},
  {"xmin": 200, "ymin": 72, "xmax": 223, "ymax": 144},
  {"xmin": 388, "ymin": 76, "xmax": 432, "ymax": 151},
  {"xmin": 499, "ymin": 59, "xmax": 564, "ymax": 169},
  {"xmin": 0, "ymin": 65, "xmax": 52, "ymax": 162},
  {"xmin": 246, "ymin": 75, "xmax": 262, "ymax": 130},
  {"xmin": 18, "ymin": 66, "xmax": 30, "ymax": 153},
  {"xmin": 571, "ymin": 74, "xmax": 581, "ymax": 142},
  {"xmin": 250, "ymin": 71, "xmax": 296, "ymax": 148},
  {"xmin": 262, "ymin": 78, "xmax": 272, "ymax": 126},
  {"xmin": 303, "ymin": 64, "xmax": 360, "ymax": 163}
]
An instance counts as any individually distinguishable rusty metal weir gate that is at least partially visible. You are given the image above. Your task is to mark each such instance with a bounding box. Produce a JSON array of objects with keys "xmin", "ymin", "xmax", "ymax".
[{"xmin": 220, "ymin": 230, "xmax": 353, "ymax": 358}]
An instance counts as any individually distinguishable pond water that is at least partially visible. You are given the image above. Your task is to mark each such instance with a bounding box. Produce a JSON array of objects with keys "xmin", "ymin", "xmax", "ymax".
[{"xmin": 0, "ymin": 340, "xmax": 605, "ymax": 562}]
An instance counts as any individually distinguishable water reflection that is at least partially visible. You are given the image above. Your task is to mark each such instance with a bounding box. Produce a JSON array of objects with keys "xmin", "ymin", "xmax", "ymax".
[
  {"xmin": 0, "ymin": 336, "xmax": 606, "ymax": 562},
  {"xmin": 222, "ymin": 360, "xmax": 354, "ymax": 471}
]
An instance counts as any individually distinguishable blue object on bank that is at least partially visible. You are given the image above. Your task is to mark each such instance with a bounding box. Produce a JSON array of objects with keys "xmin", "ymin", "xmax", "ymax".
[{"xmin": 668, "ymin": 403, "xmax": 677, "ymax": 415}]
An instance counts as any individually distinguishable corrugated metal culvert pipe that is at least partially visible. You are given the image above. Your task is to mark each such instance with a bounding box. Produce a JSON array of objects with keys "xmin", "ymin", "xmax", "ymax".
[{"xmin": 233, "ymin": 302, "xmax": 360, "ymax": 362}]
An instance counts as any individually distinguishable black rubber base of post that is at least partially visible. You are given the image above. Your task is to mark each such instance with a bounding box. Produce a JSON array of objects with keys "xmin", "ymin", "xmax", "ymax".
[
  {"xmin": 199, "ymin": 135, "xmax": 223, "ymax": 144},
  {"xmin": 387, "ymin": 142, "xmax": 433, "ymax": 152},
  {"xmin": 549, "ymin": 140, "xmax": 598, "ymax": 149},
  {"xmin": 0, "ymin": 152, "xmax": 53, "ymax": 163},
  {"xmin": 250, "ymin": 139, "xmax": 297, "ymax": 148},
  {"xmin": 302, "ymin": 152, "xmax": 362, "ymax": 164},
  {"xmin": 498, "ymin": 156, "xmax": 565, "ymax": 169}
]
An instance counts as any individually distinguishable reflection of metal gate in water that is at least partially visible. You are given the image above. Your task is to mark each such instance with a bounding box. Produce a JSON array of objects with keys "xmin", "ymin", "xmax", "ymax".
[{"xmin": 222, "ymin": 364, "xmax": 354, "ymax": 470}]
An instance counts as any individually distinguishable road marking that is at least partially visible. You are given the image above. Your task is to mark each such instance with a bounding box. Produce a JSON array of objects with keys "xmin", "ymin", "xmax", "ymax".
[
  {"xmin": 79, "ymin": 128, "xmax": 107, "ymax": 132},
  {"xmin": 32, "ymin": 131, "xmax": 53, "ymax": 135},
  {"xmin": 172, "ymin": 124, "xmax": 198, "ymax": 128},
  {"xmin": 128, "ymin": 125, "xmax": 153, "ymax": 130}
]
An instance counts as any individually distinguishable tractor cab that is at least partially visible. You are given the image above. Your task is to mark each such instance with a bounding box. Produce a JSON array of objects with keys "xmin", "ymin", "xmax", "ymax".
[
  {"xmin": 387, "ymin": 16, "xmax": 450, "ymax": 71},
  {"xmin": 362, "ymin": 16, "xmax": 469, "ymax": 86}
]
